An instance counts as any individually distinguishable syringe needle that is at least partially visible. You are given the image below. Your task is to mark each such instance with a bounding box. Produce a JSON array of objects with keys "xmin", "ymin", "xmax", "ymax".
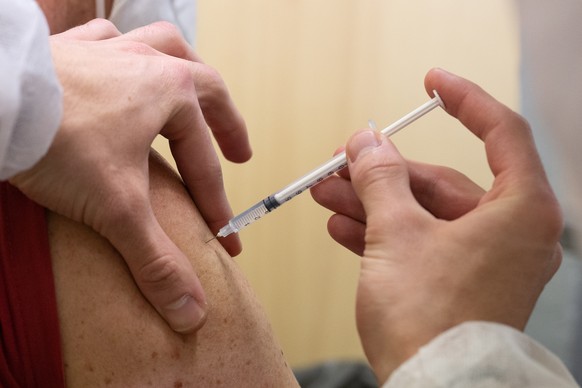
[{"xmin": 205, "ymin": 236, "xmax": 217, "ymax": 244}]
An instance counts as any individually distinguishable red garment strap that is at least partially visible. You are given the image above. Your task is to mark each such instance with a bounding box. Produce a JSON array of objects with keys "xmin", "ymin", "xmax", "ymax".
[{"xmin": 0, "ymin": 182, "xmax": 65, "ymax": 387}]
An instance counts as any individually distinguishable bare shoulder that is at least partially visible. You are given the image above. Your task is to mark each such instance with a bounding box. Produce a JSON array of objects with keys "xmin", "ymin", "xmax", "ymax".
[{"xmin": 49, "ymin": 151, "xmax": 298, "ymax": 387}]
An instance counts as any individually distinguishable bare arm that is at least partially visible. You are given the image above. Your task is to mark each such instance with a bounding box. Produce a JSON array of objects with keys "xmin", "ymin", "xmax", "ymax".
[{"xmin": 49, "ymin": 151, "xmax": 298, "ymax": 387}]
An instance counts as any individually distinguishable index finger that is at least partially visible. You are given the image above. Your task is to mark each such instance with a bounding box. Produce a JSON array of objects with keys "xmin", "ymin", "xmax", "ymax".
[
  {"xmin": 424, "ymin": 68, "xmax": 546, "ymax": 184},
  {"xmin": 117, "ymin": 23, "xmax": 252, "ymax": 163}
]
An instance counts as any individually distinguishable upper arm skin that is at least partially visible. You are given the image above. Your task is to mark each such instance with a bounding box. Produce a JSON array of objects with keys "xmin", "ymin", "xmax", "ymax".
[{"xmin": 48, "ymin": 151, "xmax": 298, "ymax": 387}]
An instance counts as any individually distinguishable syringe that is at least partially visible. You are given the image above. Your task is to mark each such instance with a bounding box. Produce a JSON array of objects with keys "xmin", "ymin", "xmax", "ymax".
[{"xmin": 214, "ymin": 91, "xmax": 445, "ymax": 239}]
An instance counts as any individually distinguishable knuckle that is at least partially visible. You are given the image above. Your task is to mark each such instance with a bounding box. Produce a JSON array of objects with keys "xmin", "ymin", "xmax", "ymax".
[
  {"xmin": 138, "ymin": 255, "xmax": 182, "ymax": 289},
  {"xmin": 163, "ymin": 62, "xmax": 232, "ymax": 114},
  {"xmin": 195, "ymin": 65, "xmax": 229, "ymax": 104},
  {"xmin": 122, "ymin": 40, "xmax": 157, "ymax": 56},
  {"xmin": 539, "ymin": 195, "xmax": 564, "ymax": 242},
  {"xmin": 510, "ymin": 112, "xmax": 533, "ymax": 135},
  {"xmin": 356, "ymin": 157, "xmax": 407, "ymax": 187},
  {"xmin": 513, "ymin": 113, "xmax": 532, "ymax": 131},
  {"xmin": 198, "ymin": 65, "xmax": 225, "ymax": 90},
  {"xmin": 520, "ymin": 188, "xmax": 564, "ymax": 246},
  {"xmin": 147, "ymin": 21, "xmax": 183, "ymax": 39},
  {"xmin": 137, "ymin": 22, "xmax": 195, "ymax": 61},
  {"xmin": 60, "ymin": 18, "xmax": 119, "ymax": 40},
  {"xmin": 87, "ymin": 18, "xmax": 117, "ymax": 30},
  {"xmin": 189, "ymin": 164, "xmax": 224, "ymax": 189},
  {"xmin": 170, "ymin": 61, "xmax": 197, "ymax": 90},
  {"xmin": 96, "ymin": 180, "xmax": 150, "ymax": 233},
  {"xmin": 207, "ymin": 67, "xmax": 228, "ymax": 94}
]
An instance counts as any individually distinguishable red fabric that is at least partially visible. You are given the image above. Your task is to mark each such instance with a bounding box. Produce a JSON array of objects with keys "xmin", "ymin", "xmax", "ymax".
[{"xmin": 0, "ymin": 182, "xmax": 64, "ymax": 387}]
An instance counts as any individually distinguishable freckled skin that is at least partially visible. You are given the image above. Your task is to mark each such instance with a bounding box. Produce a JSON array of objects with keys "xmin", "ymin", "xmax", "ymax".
[{"xmin": 50, "ymin": 151, "xmax": 299, "ymax": 387}]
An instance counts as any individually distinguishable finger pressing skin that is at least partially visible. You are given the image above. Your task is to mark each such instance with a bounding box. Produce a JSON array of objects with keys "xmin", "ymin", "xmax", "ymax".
[
  {"xmin": 172, "ymin": 133, "xmax": 243, "ymax": 256},
  {"xmin": 55, "ymin": 18, "xmax": 121, "ymax": 40},
  {"xmin": 104, "ymin": 200, "xmax": 208, "ymax": 334},
  {"xmin": 164, "ymin": 85, "xmax": 242, "ymax": 256}
]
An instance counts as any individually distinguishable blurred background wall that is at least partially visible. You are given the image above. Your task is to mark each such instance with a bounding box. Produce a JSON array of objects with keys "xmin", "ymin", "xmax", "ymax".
[{"xmin": 156, "ymin": 0, "xmax": 519, "ymax": 368}]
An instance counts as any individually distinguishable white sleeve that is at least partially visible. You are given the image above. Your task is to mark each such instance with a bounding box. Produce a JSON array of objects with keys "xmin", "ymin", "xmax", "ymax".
[
  {"xmin": 383, "ymin": 322, "xmax": 579, "ymax": 388},
  {"xmin": 0, "ymin": 0, "xmax": 62, "ymax": 180}
]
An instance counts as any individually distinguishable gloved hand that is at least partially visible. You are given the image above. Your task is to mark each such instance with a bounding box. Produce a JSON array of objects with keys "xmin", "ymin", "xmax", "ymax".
[
  {"xmin": 311, "ymin": 68, "xmax": 563, "ymax": 381},
  {"xmin": 11, "ymin": 19, "xmax": 251, "ymax": 334}
]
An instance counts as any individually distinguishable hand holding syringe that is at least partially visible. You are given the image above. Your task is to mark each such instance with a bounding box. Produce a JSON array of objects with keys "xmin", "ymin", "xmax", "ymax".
[{"xmin": 211, "ymin": 91, "xmax": 445, "ymax": 239}]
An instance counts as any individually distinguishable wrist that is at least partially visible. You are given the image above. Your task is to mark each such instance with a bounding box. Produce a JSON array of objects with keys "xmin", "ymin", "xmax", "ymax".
[{"xmin": 361, "ymin": 324, "xmax": 438, "ymax": 383}]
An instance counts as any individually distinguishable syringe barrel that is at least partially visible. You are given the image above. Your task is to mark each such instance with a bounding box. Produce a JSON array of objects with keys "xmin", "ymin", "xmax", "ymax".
[
  {"xmin": 271, "ymin": 93, "xmax": 443, "ymax": 205},
  {"xmin": 273, "ymin": 152, "xmax": 347, "ymax": 204},
  {"xmin": 217, "ymin": 199, "xmax": 273, "ymax": 237},
  {"xmin": 217, "ymin": 93, "xmax": 445, "ymax": 238}
]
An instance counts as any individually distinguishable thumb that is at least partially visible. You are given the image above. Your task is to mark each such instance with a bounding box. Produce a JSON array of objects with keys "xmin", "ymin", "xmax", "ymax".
[
  {"xmin": 346, "ymin": 130, "xmax": 418, "ymax": 227},
  {"xmin": 105, "ymin": 206, "xmax": 208, "ymax": 334}
]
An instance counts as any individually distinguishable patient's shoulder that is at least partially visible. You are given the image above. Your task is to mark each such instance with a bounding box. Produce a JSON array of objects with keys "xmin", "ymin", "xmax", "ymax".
[{"xmin": 49, "ymin": 151, "xmax": 298, "ymax": 387}]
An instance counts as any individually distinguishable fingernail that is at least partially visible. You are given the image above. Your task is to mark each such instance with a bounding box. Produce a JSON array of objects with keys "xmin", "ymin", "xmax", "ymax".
[
  {"xmin": 164, "ymin": 294, "xmax": 207, "ymax": 333},
  {"xmin": 347, "ymin": 130, "xmax": 383, "ymax": 163}
]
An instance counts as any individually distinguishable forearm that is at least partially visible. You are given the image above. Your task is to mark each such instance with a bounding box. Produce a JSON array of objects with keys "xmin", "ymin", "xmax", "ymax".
[{"xmin": 384, "ymin": 322, "xmax": 578, "ymax": 388}]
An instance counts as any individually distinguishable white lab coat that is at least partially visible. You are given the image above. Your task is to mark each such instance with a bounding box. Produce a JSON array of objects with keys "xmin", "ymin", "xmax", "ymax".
[
  {"xmin": 383, "ymin": 322, "xmax": 578, "ymax": 387},
  {"xmin": 0, "ymin": 0, "xmax": 62, "ymax": 180}
]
